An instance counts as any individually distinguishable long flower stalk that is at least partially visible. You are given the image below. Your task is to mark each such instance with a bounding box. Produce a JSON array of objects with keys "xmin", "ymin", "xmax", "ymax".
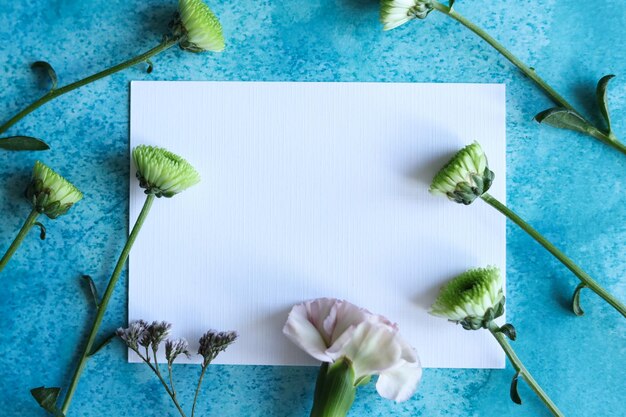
[
  {"xmin": 2, "ymin": 0, "xmax": 225, "ymax": 151},
  {"xmin": 430, "ymin": 142, "xmax": 625, "ymax": 317},
  {"xmin": 60, "ymin": 193, "xmax": 155, "ymax": 414},
  {"xmin": 381, "ymin": 1, "xmax": 626, "ymax": 156},
  {"xmin": 0, "ymin": 209, "xmax": 40, "ymax": 273},
  {"xmin": 431, "ymin": 267, "xmax": 564, "ymax": 417},
  {"xmin": 488, "ymin": 323, "xmax": 563, "ymax": 417},
  {"xmin": 0, "ymin": 38, "xmax": 180, "ymax": 138}
]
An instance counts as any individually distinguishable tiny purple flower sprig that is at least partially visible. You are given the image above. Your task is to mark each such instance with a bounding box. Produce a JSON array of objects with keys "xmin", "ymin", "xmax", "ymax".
[{"xmin": 117, "ymin": 320, "xmax": 238, "ymax": 417}]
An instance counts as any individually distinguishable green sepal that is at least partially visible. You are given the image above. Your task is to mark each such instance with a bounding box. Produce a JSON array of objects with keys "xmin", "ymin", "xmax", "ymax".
[
  {"xmin": 510, "ymin": 371, "xmax": 522, "ymax": 405},
  {"xmin": 572, "ymin": 283, "xmax": 587, "ymax": 316},
  {"xmin": 31, "ymin": 386, "xmax": 65, "ymax": 417},
  {"xmin": 457, "ymin": 296, "xmax": 506, "ymax": 330},
  {"xmin": 31, "ymin": 61, "xmax": 58, "ymax": 90},
  {"xmin": 0, "ymin": 136, "xmax": 50, "ymax": 151},
  {"xmin": 596, "ymin": 74, "xmax": 615, "ymax": 133},
  {"xmin": 310, "ymin": 359, "xmax": 357, "ymax": 417},
  {"xmin": 497, "ymin": 323, "xmax": 517, "ymax": 341},
  {"xmin": 535, "ymin": 107, "xmax": 593, "ymax": 135}
]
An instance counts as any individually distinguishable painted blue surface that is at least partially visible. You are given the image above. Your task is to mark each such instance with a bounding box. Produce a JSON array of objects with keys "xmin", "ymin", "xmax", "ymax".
[{"xmin": 1, "ymin": 1, "xmax": 625, "ymax": 416}]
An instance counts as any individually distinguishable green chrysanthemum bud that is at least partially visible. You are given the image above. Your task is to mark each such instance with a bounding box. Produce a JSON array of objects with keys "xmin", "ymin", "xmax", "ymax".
[
  {"xmin": 133, "ymin": 145, "xmax": 201, "ymax": 198},
  {"xmin": 25, "ymin": 161, "xmax": 83, "ymax": 219},
  {"xmin": 380, "ymin": 0, "xmax": 434, "ymax": 31},
  {"xmin": 429, "ymin": 141, "xmax": 494, "ymax": 205},
  {"xmin": 430, "ymin": 266, "xmax": 504, "ymax": 330},
  {"xmin": 176, "ymin": 0, "xmax": 225, "ymax": 53}
]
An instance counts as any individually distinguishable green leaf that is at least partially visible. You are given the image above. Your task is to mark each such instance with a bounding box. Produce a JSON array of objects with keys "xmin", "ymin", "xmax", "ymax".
[
  {"xmin": 449, "ymin": 0, "xmax": 456, "ymax": 9},
  {"xmin": 0, "ymin": 136, "xmax": 50, "ymax": 151},
  {"xmin": 535, "ymin": 107, "xmax": 593, "ymax": 135},
  {"xmin": 82, "ymin": 275, "xmax": 100, "ymax": 308},
  {"xmin": 572, "ymin": 283, "xmax": 587, "ymax": 316},
  {"xmin": 31, "ymin": 386, "xmax": 65, "ymax": 416},
  {"xmin": 498, "ymin": 323, "xmax": 517, "ymax": 341},
  {"xmin": 596, "ymin": 74, "xmax": 615, "ymax": 133},
  {"xmin": 31, "ymin": 61, "xmax": 58, "ymax": 90},
  {"xmin": 510, "ymin": 372, "xmax": 522, "ymax": 405},
  {"xmin": 35, "ymin": 222, "xmax": 47, "ymax": 240}
]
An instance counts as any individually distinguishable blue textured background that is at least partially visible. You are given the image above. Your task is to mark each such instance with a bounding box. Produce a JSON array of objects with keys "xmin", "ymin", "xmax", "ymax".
[{"xmin": 1, "ymin": 1, "xmax": 625, "ymax": 416}]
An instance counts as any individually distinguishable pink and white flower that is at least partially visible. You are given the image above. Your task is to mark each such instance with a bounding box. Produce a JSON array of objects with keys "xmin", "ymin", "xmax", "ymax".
[{"xmin": 283, "ymin": 298, "xmax": 422, "ymax": 402}]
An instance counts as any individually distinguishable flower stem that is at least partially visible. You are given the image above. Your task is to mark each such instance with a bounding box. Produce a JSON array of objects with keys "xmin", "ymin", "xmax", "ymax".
[
  {"xmin": 135, "ymin": 348, "xmax": 187, "ymax": 417},
  {"xmin": 60, "ymin": 194, "xmax": 155, "ymax": 415},
  {"xmin": 310, "ymin": 360, "xmax": 356, "ymax": 417},
  {"xmin": 481, "ymin": 192, "xmax": 626, "ymax": 318},
  {"xmin": 0, "ymin": 209, "xmax": 39, "ymax": 273},
  {"xmin": 488, "ymin": 323, "xmax": 564, "ymax": 417},
  {"xmin": 429, "ymin": 2, "xmax": 626, "ymax": 156},
  {"xmin": 0, "ymin": 38, "xmax": 181, "ymax": 137},
  {"xmin": 191, "ymin": 365, "xmax": 209, "ymax": 417}
]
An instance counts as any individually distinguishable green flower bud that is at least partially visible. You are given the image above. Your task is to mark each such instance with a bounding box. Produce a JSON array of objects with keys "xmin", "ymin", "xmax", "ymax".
[
  {"xmin": 380, "ymin": 0, "xmax": 434, "ymax": 31},
  {"xmin": 430, "ymin": 266, "xmax": 504, "ymax": 330},
  {"xmin": 25, "ymin": 161, "xmax": 83, "ymax": 219},
  {"xmin": 132, "ymin": 145, "xmax": 201, "ymax": 198},
  {"xmin": 429, "ymin": 141, "xmax": 494, "ymax": 205},
  {"xmin": 177, "ymin": 0, "xmax": 225, "ymax": 53}
]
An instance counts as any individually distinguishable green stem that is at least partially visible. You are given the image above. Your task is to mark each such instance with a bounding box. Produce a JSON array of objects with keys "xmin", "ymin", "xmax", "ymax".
[
  {"xmin": 481, "ymin": 193, "xmax": 626, "ymax": 318},
  {"xmin": 430, "ymin": 2, "xmax": 626, "ymax": 156},
  {"xmin": 191, "ymin": 365, "xmax": 209, "ymax": 417},
  {"xmin": 0, "ymin": 209, "xmax": 40, "ymax": 273},
  {"xmin": 310, "ymin": 360, "xmax": 356, "ymax": 417},
  {"xmin": 60, "ymin": 194, "xmax": 155, "ymax": 415},
  {"xmin": 0, "ymin": 38, "xmax": 180, "ymax": 136},
  {"xmin": 488, "ymin": 323, "xmax": 564, "ymax": 417}
]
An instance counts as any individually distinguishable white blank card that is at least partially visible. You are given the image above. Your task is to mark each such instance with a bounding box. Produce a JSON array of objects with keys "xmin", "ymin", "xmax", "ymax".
[{"xmin": 129, "ymin": 81, "xmax": 506, "ymax": 368}]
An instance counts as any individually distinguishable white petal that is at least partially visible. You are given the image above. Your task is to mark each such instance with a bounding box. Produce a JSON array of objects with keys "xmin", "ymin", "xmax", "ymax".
[
  {"xmin": 283, "ymin": 303, "xmax": 332, "ymax": 362},
  {"xmin": 376, "ymin": 359, "xmax": 422, "ymax": 402},
  {"xmin": 327, "ymin": 319, "xmax": 401, "ymax": 380}
]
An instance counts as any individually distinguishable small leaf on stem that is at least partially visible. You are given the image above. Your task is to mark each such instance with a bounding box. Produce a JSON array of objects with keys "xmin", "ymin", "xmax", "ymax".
[
  {"xmin": 35, "ymin": 222, "xmax": 46, "ymax": 240},
  {"xmin": 449, "ymin": 0, "xmax": 456, "ymax": 9},
  {"xmin": 510, "ymin": 372, "xmax": 522, "ymax": 405},
  {"xmin": 31, "ymin": 386, "xmax": 65, "ymax": 416},
  {"xmin": 596, "ymin": 74, "xmax": 615, "ymax": 133},
  {"xmin": 572, "ymin": 283, "xmax": 587, "ymax": 316},
  {"xmin": 82, "ymin": 275, "xmax": 100, "ymax": 308},
  {"xmin": 498, "ymin": 323, "xmax": 517, "ymax": 341},
  {"xmin": 535, "ymin": 107, "xmax": 593, "ymax": 135},
  {"xmin": 31, "ymin": 61, "xmax": 59, "ymax": 90},
  {"xmin": 0, "ymin": 136, "xmax": 50, "ymax": 151}
]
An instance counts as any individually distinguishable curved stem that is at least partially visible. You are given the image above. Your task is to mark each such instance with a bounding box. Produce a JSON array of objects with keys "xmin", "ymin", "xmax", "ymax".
[
  {"xmin": 429, "ymin": 2, "xmax": 626, "ymax": 156},
  {"xmin": 0, "ymin": 38, "xmax": 180, "ymax": 136},
  {"xmin": 488, "ymin": 324, "xmax": 564, "ymax": 417},
  {"xmin": 60, "ymin": 194, "xmax": 155, "ymax": 415},
  {"xmin": 481, "ymin": 193, "xmax": 626, "ymax": 318},
  {"xmin": 191, "ymin": 365, "xmax": 208, "ymax": 417},
  {"xmin": 0, "ymin": 209, "xmax": 39, "ymax": 273}
]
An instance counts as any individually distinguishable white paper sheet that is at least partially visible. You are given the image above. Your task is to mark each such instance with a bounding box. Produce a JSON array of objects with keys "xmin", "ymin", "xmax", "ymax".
[{"xmin": 129, "ymin": 81, "xmax": 506, "ymax": 368}]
